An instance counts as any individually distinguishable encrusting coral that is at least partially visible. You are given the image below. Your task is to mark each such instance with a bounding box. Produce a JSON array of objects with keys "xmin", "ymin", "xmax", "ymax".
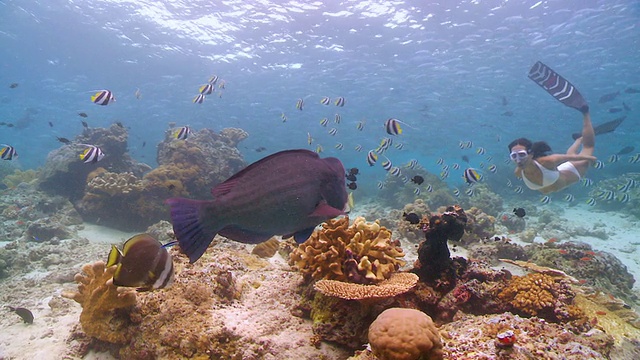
[
  {"xmin": 313, "ymin": 272, "xmax": 418, "ymax": 300},
  {"xmin": 368, "ymin": 308, "xmax": 443, "ymax": 360},
  {"xmin": 290, "ymin": 216, "xmax": 405, "ymax": 284},
  {"xmin": 498, "ymin": 272, "xmax": 584, "ymax": 322},
  {"xmin": 61, "ymin": 261, "xmax": 137, "ymax": 344}
]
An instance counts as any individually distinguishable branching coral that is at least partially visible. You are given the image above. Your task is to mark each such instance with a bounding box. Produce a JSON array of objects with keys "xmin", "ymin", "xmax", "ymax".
[
  {"xmin": 62, "ymin": 261, "xmax": 137, "ymax": 344},
  {"xmin": 85, "ymin": 171, "xmax": 144, "ymax": 196},
  {"xmin": 289, "ymin": 216, "xmax": 405, "ymax": 284}
]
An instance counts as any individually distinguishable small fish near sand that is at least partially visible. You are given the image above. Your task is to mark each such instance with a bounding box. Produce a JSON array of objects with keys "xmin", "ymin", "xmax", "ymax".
[
  {"xmin": 107, "ymin": 234, "xmax": 175, "ymax": 291},
  {"xmin": 6, "ymin": 306, "xmax": 34, "ymax": 324},
  {"xmin": 166, "ymin": 149, "xmax": 349, "ymax": 263},
  {"xmin": 513, "ymin": 207, "xmax": 526, "ymax": 218}
]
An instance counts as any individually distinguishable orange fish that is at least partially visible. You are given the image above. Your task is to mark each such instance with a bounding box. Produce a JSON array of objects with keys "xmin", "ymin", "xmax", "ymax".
[
  {"xmin": 558, "ymin": 249, "xmax": 568, "ymax": 255},
  {"xmin": 584, "ymin": 250, "xmax": 596, "ymax": 256},
  {"xmin": 595, "ymin": 311, "xmax": 607, "ymax": 316},
  {"xmin": 579, "ymin": 256, "xmax": 592, "ymax": 261}
]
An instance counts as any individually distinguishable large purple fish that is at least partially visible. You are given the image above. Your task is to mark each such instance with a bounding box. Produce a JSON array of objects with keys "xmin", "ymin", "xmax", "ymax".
[{"xmin": 166, "ymin": 149, "xmax": 348, "ymax": 263}]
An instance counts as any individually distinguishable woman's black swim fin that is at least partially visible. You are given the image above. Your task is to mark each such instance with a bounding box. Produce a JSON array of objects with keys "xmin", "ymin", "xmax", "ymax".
[{"xmin": 528, "ymin": 61, "xmax": 589, "ymax": 113}]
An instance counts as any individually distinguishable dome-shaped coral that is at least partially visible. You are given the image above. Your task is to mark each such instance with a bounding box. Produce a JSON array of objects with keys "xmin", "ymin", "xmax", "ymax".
[{"xmin": 368, "ymin": 308, "xmax": 443, "ymax": 360}]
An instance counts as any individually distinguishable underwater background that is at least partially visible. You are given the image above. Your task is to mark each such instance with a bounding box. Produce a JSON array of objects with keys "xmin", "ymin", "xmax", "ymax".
[{"xmin": 1, "ymin": 0, "xmax": 640, "ymax": 359}]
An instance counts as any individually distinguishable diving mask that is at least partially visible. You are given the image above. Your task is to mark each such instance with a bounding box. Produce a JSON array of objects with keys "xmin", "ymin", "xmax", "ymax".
[{"xmin": 510, "ymin": 150, "xmax": 529, "ymax": 163}]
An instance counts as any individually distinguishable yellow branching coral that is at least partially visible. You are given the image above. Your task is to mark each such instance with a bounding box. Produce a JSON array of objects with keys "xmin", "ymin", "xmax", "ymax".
[
  {"xmin": 313, "ymin": 272, "xmax": 418, "ymax": 300},
  {"xmin": 498, "ymin": 273, "xmax": 577, "ymax": 320},
  {"xmin": 62, "ymin": 261, "xmax": 137, "ymax": 344},
  {"xmin": 86, "ymin": 171, "xmax": 144, "ymax": 196},
  {"xmin": 290, "ymin": 216, "xmax": 405, "ymax": 284}
]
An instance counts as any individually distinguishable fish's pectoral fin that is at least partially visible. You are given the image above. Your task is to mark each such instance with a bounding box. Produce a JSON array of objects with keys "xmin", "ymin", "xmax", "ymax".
[{"xmin": 287, "ymin": 227, "xmax": 315, "ymax": 244}]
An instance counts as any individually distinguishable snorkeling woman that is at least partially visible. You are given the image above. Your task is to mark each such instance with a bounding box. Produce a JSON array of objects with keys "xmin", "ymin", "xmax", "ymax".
[
  {"xmin": 509, "ymin": 110, "xmax": 596, "ymax": 194},
  {"xmin": 511, "ymin": 61, "xmax": 597, "ymax": 194}
]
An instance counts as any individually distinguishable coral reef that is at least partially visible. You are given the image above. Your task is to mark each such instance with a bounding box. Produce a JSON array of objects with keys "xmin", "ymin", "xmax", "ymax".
[
  {"xmin": 376, "ymin": 168, "xmax": 453, "ymax": 210},
  {"xmin": 368, "ymin": 308, "xmax": 443, "ymax": 360},
  {"xmin": 153, "ymin": 127, "xmax": 247, "ymax": 199},
  {"xmin": 39, "ymin": 124, "xmax": 149, "ymax": 200},
  {"xmin": 2, "ymin": 169, "xmax": 39, "ymax": 188},
  {"xmin": 413, "ymin": 205, "xmax": 467, "ymax": 281},
  {"xmin": 457, "ymin": 183, "xmax": 504, "ymax": 217},
  {"xmin": 73, "ymin": 126, "xmax": 248, "ymax": 230},
  {"xmin": 460, "ymin": 206, "xmax": 496, "ymax": 243},
  {"xmin": 61, "ymin": 261, "xmax": 137, "ymax": 344},
  {"xmin": 290, "ymin": 216, "xmax": 406, "ymax": 284},
  {"xmin": 498, "ymin": 272, "xmax": 584, "ymax": 322}
]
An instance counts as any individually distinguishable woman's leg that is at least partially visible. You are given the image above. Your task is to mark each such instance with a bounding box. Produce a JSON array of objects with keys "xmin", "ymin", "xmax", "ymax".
[
  {"xmin": 579, "ymin": 112, "xmax": 595, "ymax": 156},
  {"xmin": 566, "ymin": 137, "xmax": 582, "ymax": 155},
  {"xmin": 572, "ymin": 112, "xmax": 595, "ymax": 176}
]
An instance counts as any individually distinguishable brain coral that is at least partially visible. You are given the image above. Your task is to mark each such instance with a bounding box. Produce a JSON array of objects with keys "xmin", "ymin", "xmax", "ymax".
[
  {"xmin": 368, "ymin": 308, "xmax": 443, "ymax": 360},
  {"xmin": 289, "ymin": 216, "xmax": 405, "ymax": 284}
]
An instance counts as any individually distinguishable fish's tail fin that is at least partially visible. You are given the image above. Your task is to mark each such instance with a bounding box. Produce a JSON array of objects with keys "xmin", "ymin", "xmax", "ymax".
[
  {"xmin": 528, "ymin": 61, "xmax": 589, "ymax": 113},
  {"xmin": 165, "ymin": 198, "xmax": 220, "ymax": 263}
]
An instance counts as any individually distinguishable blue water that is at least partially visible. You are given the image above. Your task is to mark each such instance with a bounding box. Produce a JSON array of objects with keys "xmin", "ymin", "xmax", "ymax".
[{"xmin": 1, "ymin": 0, "xmax": 639, "ymax": 202}]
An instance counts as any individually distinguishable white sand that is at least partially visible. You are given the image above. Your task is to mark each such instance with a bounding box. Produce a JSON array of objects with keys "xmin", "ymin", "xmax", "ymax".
[{"xmin": 77, "ymin": 223, "xmax": 138, "ymax": 244}]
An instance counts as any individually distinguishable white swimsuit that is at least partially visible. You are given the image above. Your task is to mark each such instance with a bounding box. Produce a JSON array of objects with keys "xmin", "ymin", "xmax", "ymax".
[{"xmin": 522, "ymin": 160, "xmax": 581, "ymax": 190}]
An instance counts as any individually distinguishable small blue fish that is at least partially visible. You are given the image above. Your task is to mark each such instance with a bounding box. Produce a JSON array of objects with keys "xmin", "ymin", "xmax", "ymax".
[
  {"xmin": 607, "ymin": 154, "xmax": 620, "ymax": 163},
  {"xmin": 425, "ymin": 184, "xmax": 433, "ymax": 193},
  {"xmin": 320, "ymin": 118, "xmax": 329, "ymax": 127},
  {"xmin": 334, "ymin": 143, "xmax": 343, "ymax": 150},
  {"xmin": 354, "ymin": 144, "xmax": 362, "ymax": 152},
  {"xmin": 320, "ymin": 96, "xmax": 331, "ymax": 105},
  {"xmin": 476, "ymin": 147, "xmax": 486, "ymax": 155},
  {"xmin": 405, "ymin": 159, "xmax": 418, "ymax": 169},
  {"xmin": 356, "ymin": 120, "xmax": 365, "ymax": 131},
  {"xmin": 394, "ymin": 143, "xmax": 404, "ymax": 150},
  {"xmin": 328, "ymin": 128, "xmax": 338, "ymax": 136},
  {"xmin": 581, "ymin": 178, "xmax": 593, "ymax": 187},
  {"xmin": 488, "ymin": 164, "xmax": 497, "ymax": 173},
  {"xmin": 506, "ymin": 179, "xmax": 512, "ymax": 187},
  {"xmin": 334, "ymin": 114, "xmax": 341, "ymax": 124},
  {"xmin": 315, "ymin": 145, "xmax": 323, "ymax": 153},
  {"xmin": 465, "ymin": 188, "xmax": 474, "ymax": 197},
  {"xmin": 208, "ymin": 75, "xmax": 219, "ymax": 84},
  {"xmin": 452, "ymin": 163, "xmax": 460, "ymax": 170},
  {"xmin": 390, "ymin": 167, "xmax": 402, "ymax": 177},
  {"xmin": 414, "ymin": 187, "xmax": 421, "ymax": 195},
  {"xmin": 586, "ymin": 198, "xmax": 597, "ymax": 206},
  {"xmin": 564, "ymin": 194, "xmax": 575, "ymax": 202},
  {"xmin": 514, "ymin": 186, "xmax": 523, "ymax": 194},
  {"xmin": 381, "ymin": 156, "xmax": 393, "ymax": 171},
  {"xmin": 377, "ymin": 181, "xmax": 384, "ymax": 189},
  {"xmin": 453, "ymin": 188, "xmax": 460, "ymax": 197},
  {"xmin": 629, "ymin": 154, "xmax": 640, "ymax": 164},
  {"xmin": 281, "ymin": 113, "xmax": 287, "ymax": 122},
  {"xmin": 593, "ymin": 160, "xmax": 604, "ymax": 169},
  {"xmin": 296, "ymin": 98, "xmax": 304, "ymax": 110},
  {"xmin": 334, "ymin": 97, "xmax": 345, "ymax": 107},
  {"xmin": 540, "ymin": 195, "xmax": 550, "ymax": 204},
  {"xmin": 307, "ymin": 132, "xmax": 313, "ymax": 145}
]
